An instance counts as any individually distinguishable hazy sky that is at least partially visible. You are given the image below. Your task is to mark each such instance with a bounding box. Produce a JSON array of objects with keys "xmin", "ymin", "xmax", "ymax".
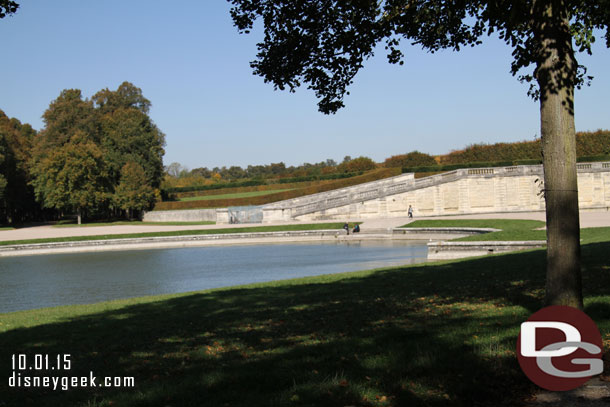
[{"xmin": 1, "ymin": 1, "xmax": 608, "ymax": 170}]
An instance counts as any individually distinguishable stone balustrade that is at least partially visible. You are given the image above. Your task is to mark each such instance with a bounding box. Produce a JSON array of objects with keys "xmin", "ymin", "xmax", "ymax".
[{"xmin": 262, "ymin": 162, "xmax": 610, "ymax": 222}]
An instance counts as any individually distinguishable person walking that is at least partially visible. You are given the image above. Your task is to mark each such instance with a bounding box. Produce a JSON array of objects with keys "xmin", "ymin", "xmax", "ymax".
[{"xmin": 408, "ymin": 205, "xmax": 413, "ymax": 219}]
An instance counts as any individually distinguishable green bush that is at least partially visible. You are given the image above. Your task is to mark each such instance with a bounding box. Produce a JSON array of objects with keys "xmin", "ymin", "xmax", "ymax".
[
  {"xmin": 164, "ymin": 179, "xmax": 266, "ymax": 194},
  {"xmin": 577, "ymin": 154, "xmax": 610, "ymax": 163},
  {"xmin": 384, "ymin": 151, "xmax": 437, "ymax": 168},
  {"xmin": 278, "ymin": 171, "xmax": 363, "ymax": 184},
  {"xmin": 437, "ymin": 130, "xmax": 610, "ymax": 165}
]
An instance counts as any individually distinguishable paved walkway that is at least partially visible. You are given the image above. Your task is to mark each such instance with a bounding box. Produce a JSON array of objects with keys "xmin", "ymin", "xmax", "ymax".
[
  {"xmin": 0, "ymin": 219, "xmax": 335, "ymax": 242},
  {"xmin": 0, "ymin": 210, "xmax": 609, "ymax": 242}
]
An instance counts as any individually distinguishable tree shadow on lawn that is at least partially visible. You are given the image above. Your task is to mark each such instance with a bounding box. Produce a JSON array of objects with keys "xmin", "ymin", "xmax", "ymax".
[{"xmin": 1, "ymin": 242, "xmax": 609, "ymax": 407}]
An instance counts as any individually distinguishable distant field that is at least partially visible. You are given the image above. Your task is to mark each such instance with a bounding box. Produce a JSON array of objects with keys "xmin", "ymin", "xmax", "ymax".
[{"xmin": 178, "ymin": 189, "xmax": 293, "ymax": 202}]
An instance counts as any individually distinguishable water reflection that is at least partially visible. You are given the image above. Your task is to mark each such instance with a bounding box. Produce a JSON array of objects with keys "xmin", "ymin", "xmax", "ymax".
[{"xmin": 0, "ymin": 240, "xmax": 427, "ymax": 312}]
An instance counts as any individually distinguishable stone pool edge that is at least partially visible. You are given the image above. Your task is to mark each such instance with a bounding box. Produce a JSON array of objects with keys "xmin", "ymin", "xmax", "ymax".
[{"xmin": 0, "ymin": 227, "xmax": 546, "ymax": 259}]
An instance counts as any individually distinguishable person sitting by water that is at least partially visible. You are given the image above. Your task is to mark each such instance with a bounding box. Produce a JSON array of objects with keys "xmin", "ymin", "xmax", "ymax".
[
  {"xmin": 353, "ymin": 224, "xmax": 360, "ymax": 233},
  {"xmin": 343, "ymin": 222, "xmax": 349, "ymax": 235}
]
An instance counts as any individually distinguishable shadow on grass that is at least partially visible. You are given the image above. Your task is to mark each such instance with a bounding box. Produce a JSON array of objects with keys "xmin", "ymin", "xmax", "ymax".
[{"xmin": 1, "ymin": 242, "xmax": 609, "ymax": 407}]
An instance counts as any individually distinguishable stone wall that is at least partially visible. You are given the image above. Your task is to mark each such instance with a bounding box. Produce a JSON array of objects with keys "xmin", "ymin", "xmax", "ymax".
[
  {"xmin": 262, "ymin": 162, "xmax": 610, "ymax": 222},
  {"xmin": 143, "ymin": 208, "xmax": 217, "ymax": 223}
]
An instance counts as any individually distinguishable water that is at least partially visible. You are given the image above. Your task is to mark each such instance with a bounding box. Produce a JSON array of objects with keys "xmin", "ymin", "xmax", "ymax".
[{"xmin": 0, "ymin": 240, "xmax": 427, "ymax": 313}]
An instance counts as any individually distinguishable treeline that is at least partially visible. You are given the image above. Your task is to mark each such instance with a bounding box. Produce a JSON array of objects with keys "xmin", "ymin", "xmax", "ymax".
[
  {"xmin": 162, "ymin": 156, "xmax": 378, "ymax": 190},
  {"xmin": 163, "ymin": 130, "xmax": 610, "ymax": 196},
  {"xmin": 380, "ymin": 130, "xmax": 610, "ymax": 173},
  {"xmin": 438, "ymin": 130, "xmax": 610, "ymax": 164},
  {"xmin": 0, "ymin": 82, "xmax": 165, "ymax": 224}
]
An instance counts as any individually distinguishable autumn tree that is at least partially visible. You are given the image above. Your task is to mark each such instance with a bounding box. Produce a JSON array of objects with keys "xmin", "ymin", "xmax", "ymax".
[
  {"xmin": 228, "ymin": 0, "xmax": 610, "ymax": 308},
  {"xmin": 0, "ymin": 110, "xmax": 38, "ymax": 223},
  {"xmin": 31, "ymin": 132, "xmax": 109, "ymax": 225},
  {"xmin": 94, "ymin": 82, "xmax": 165, "ymax": 189},
  {"xmin": 384, "ymin": 151, "xmax": 437, "ymax": 168},
  {"xmin": 114, "ymin": 161, "xmax": 156, "ymax": 219},
  {"xmin": 0, "ymin": 135, "xmax": 7, "ymax": 206},
  {"xmin": 31, "ymin": 83, "xmax": 164, "ymax": 223},
  {"xmin": 338, "ymin": 156, "xmax": 377, "ymax": 172},
  {"xmin": 40, "ymin": 89, "xmax": 99, "ymax": 148}
]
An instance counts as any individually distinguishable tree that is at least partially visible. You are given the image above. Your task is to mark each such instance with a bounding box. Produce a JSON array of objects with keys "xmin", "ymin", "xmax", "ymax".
[
  {"xmin": 30, "ymin": 83, "xmax": 165, "ymax": 223},
  {"xmin": 92, "ymin": 81, "xmax": 152, "ymax": 115},
  {"xmin": 338, "ymin": 156, "xmax": 377, "ymax": 172},
  {"xmin": 166, "ymin": 162, "xmax": 186, "ymax": 178},
  {"xmin": 40, "ymin": 89, "xmax": 98, "ymax": 148},
  {"xmin": 0, "ymin": 1, "xmax": 18, "ymax": 19},
  {"xmin": 191, "ymin": 167, "xmax": 213, "ymax": 178},
  {"xmin": 325, "ymin": 158, "xmax": 338, "ymax": 167},
  {"xmin": 0, "ymin": 110, "xmax": 38, "ymax": 223},
  {"xmin": 31, "ymin": 89, "xmax": 104, "ymax": 224},
  {"xmin": 229, "ymin": 0, "xmax": 610, "ymax": 309},
  {"xmin": 385, "ymin": 151, "xmax": 437, "ymax": 168},
  {"xmin": 95, "ymin": 82, "xmax": 165, "ymax": 189},
  {"xmin": 31, "ymin": 132, "xmax": 110, "ymax": 225},
  {"xmin": 114, "ymin": 161, "xmax": 156, "ymax": 219}
]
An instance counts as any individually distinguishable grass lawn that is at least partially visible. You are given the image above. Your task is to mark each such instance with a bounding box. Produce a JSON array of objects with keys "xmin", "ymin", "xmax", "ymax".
[
  {"xmin": 402, "ymin": 219, "xmax": 546, "ymax": 241},
  {"xmin": 0, "ymin": 223, "xmax": 351, "ymax": 246},
  {"xmin": 403, "ymin": 219, "xmax": 609, "ymax": 244},
  {"xmin": 178, "ymin": 189, "xmax": 294, "ymax": 202},
  {"xmin": 53, "ymin": 220, "xmax": 216, "ymax": 228},
  {"xmin": 1, "ymin": 233, "xmax": 609, "ymax": 406}
]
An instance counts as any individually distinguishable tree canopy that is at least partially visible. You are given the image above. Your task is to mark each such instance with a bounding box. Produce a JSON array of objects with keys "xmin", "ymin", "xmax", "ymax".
[
  {"xmin": 0, "ymin": 109, "xmax": 37, "ymax": 223},
  {"xmin": 0, "ymin": 0, "xmax": 18, "ymax": 19},
  {"xmin": 229, "ymin": 0, "xmax": 609, "ymax": 113},
  {"xmin": 31, "ymin": 82, "xmax": 165, "ymax": 222}
]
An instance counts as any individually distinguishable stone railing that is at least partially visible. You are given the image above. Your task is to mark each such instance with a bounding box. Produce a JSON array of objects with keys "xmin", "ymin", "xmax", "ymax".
[
  {"xmin": 263, "ymin": 172, "xmax": 416, "ymax": 217},
  {"xmin": 262, "ymin": 162, "xmax": 610, "ymax": 221}
]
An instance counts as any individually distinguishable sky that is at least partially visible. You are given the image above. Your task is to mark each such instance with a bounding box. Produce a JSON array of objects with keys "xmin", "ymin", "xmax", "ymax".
[{"xmin": 1, "ymin": 1, "xmax": 609, "ymax": 170}]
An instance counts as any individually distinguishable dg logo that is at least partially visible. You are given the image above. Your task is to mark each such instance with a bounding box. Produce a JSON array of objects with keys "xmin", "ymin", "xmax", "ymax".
[{"xmin": 517, "ymin": 305, "xmax": 604, "ymax": 391}]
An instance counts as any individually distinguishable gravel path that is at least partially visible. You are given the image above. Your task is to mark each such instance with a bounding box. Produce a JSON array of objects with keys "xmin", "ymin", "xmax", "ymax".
[{"xmin": 1, "ymin": 210, "xmax": 609, "ymax": 242}]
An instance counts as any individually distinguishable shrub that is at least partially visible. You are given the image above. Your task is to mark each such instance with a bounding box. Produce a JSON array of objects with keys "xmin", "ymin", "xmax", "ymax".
[
  {"xmin": 436, "ymin": 130, "xmax": 610, "ymax": 165},
  {"xmin": 384, "ymin": 151, "xmax": 437, "ymax": 168},
  {"xmin": 337, "ymin": 156, "xmax": 377, "ymax": 172}
]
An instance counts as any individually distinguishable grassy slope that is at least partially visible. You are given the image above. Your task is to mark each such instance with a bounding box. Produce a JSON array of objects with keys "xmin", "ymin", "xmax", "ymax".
[
  {"xmin": 178, "ymin": 189, "xmax": 293, "ymax": 202},
  {"xmin": 0, "ymin": 223, "xmax": 350, "ymax": 246},
  {"xmin": 1, "ymin": 238, "xmax": 609, "ymax": 406}
]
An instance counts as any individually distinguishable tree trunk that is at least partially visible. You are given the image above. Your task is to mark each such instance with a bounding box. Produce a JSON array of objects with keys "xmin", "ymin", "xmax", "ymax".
[
  {"xmin": 535, "ymin": 3, "xmax": 583, "ymax": 309},
  {"xmin": 76, "ymin": 208, "xmax": 82, "ymax": 225}
]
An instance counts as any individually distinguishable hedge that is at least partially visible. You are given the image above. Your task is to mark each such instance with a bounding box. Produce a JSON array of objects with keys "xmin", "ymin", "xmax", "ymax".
[
  {"xmin": 277, "ymin": 171, "xmax": 364, "ymax": 184},
  {"xmin": 164, "ymin": 179, "xmax": 266, "ymax": 194},
  {"xmin": 402, "ymin": 154, "xmax": 610, "ymax": 174},
  {"xmin": 402, "ymin": 160, "xmax": 517, "ymax": 174},
  {"xmin": 173, "ymin": 181, "xmax": 327, "ymax": 199},
  {"xmin": 384, "ymin": 151, "xmax": 437, "ymax": 168},
  {"xmin": 153, "ymin": 168, "xmax": 401, "ymax": 211},
  {"xmin": 438, "ymin": 130, "xmax": 610, "ymax": 165},
  {"xmin": 163, "ymin": 170, "xmax": 365, "ymax": 196}
]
